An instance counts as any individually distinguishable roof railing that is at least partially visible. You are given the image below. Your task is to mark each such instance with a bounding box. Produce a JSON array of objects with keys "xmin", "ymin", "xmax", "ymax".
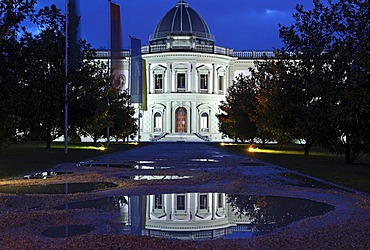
[{"xmin": 95, "ymin": 47, "xmax": 276, "ymax": 59}]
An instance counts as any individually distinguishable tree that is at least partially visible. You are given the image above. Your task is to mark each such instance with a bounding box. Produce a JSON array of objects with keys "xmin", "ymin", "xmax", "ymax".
[
  {"xmin": 217, "ymin": 75, "xmax": 257, "ymax": 142},
  {"xmin": 0, "ymin": 0, "xmax": 36, "ymax": 153},
  {"xmin": 107, "ymin": 89, "xmax": 137, "ymax": 142},
  {"xmin": 249, "ymin": 59, "xmax": 296, "ymax": 147},
  {"xmin": 279, "ymin": 0, "xmax": 370, "ymax": 163},
  {"xmin": 68, "ymin": 41, "xmax": 109, "ymax": 143},
  {"xmin": 21, "ymin": 5, "xmax": 66, "ymax": 149}
]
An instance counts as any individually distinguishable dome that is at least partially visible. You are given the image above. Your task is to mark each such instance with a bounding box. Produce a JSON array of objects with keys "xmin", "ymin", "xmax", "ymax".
[{"xmin": 150, "ymin": 0, "xmax": 214, "ymax": 44}]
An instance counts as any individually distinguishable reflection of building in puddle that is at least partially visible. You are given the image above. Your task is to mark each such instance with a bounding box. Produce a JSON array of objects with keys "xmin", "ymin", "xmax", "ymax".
[
  {"xmin": 191, "ymin": 159, "xmax": 219, "ymax": 163},
  {"xmin": 144, "ymin": 193, "xmax": 250, "ymax": 239},
  {"xmin": 136, "ymin": 161, "xmax": 155, "ymax": 164},
  {"xmin": 134, "ymin": 165, "xmax": 171, "ymax": 170},
  {"xmin": 121, "ymin": 175, "xmax": 191, "ymax": 181},
  {"xmin": 110, "ymin": 193, "xmax": 334, "ymax": 240},
  {"xmin": 111, "ymin": 193, "xmax": 254, "ymax": 240}
]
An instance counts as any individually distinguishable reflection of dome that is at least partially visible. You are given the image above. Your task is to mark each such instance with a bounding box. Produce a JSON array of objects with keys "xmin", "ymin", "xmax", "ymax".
[{"xmin": 150, "ymin": 0, "xmax": 214, "ymax": 46}]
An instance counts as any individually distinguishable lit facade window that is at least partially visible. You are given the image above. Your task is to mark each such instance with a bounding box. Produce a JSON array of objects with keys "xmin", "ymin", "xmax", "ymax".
[
  {"xmin": 199, "ymin": 194, "xmax": 208, "ymax": 210},
  {"xmin": 200, "ymin": 74, "xmax": 208, "ymax": 91},
  {"xmin": 177, "ymin": 73, "xmax": 186, "ymax": 90},
  {"xmin": 217, "ymin": 193, "xmax": 223, "ymax": 208},
  {"xmin": 154, "ymin": 112, "xmax": 162, "ymax": 132},
  {"xmin": 176, "ymin": 194, "xmax": 185, "ymax": 210},
  {"xmin": 139, "ymin": 113, "xmax": 143, "ymax": 131},
  {"xmin": 200, "ymin": 113, "xmax": 209, "ymax": 132},
  {"xmin": 218, "ymin": 75, "xmax": 224, "ymax": 91},
  {"xmin": 155, "ymin": 74, "xmax": 163, "ymax": 91},
  {"xmin": 154, "ymin": 194, "xmax": 163, "ymax": 209}
]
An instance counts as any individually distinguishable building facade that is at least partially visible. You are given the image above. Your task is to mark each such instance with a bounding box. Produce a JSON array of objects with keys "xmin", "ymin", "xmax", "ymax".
[{"xmin": 98, "ymin": 1, "xmax": 275, "ymax": 142}]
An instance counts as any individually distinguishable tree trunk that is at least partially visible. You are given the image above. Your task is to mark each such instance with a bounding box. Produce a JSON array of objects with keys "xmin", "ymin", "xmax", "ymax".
[
  {"xmin": 304, "ymin": 139, "xmax": 313, "ymax": 156},
  {"xmin": 344, "ymin": 142, "xmax": 355, "ymax": 164},
  {"xmin": 45, "ymin": 128, "xmax": 52, "ymax": 149}
]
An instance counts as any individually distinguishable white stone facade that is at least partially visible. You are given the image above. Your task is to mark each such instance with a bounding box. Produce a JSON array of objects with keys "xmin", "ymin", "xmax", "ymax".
[{"xmin": 96, "ymin": 1, "xmax": 275, "ymax": 142}]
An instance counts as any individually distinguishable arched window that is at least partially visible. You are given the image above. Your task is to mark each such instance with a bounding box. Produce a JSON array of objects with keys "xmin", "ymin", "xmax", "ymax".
[
  {"xmin": 154, "ymin": 112, "xmax": 162, "ymax": 132},
  {"xmin": 139, "ymin": 113, "xmax": 143, "ymax": 131},
  {"xmin": 200, "ymin": 113, "xmax": 209, "ymax": 132}
]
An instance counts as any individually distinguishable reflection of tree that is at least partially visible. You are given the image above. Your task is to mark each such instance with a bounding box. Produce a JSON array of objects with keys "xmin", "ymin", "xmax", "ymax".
[{"xmin": 227, "ymin": 195, "xmax": 334, "ymax": 233}]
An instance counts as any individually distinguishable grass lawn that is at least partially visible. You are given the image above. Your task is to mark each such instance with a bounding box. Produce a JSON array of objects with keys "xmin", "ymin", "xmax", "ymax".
[
  {"xmin": 217, "ymin": 143, "xmax": 370, "ymax": 193},
  {"xmin": 0, "ymin": 141, "xmax": 143, "ymax": 178}
]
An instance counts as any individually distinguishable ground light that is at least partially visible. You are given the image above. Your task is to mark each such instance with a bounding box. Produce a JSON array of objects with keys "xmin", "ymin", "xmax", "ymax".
[{"xmin": 52, "ymin": 144, "xmax": 106, "ymax": 151}]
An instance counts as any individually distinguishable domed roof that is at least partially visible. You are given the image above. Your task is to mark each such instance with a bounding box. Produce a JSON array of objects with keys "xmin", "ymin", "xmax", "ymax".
[{"xmin": 150, "ymin": 0, "xmax": 214, "ymax": 43}]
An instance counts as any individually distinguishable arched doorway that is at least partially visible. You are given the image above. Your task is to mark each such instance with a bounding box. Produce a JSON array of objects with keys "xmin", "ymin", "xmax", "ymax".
[{"xmin": 175, "ymin": 107, "xmax": 187, "ymax": 133}]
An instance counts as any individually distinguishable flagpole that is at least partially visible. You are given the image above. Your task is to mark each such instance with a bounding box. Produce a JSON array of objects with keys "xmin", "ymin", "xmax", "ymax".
[
  {"xmin": 107, "ymin": 2, "xmax": 110, "ymax": 147},
  {"xmin": 64, "ymin": 0, "xmax": 69, "ymax": 154}
]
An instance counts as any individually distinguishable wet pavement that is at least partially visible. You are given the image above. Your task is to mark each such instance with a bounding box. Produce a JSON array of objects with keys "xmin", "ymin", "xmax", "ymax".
[{"xmin": 0, "ymin": 142, "xmax": 369, "ymax": 247}]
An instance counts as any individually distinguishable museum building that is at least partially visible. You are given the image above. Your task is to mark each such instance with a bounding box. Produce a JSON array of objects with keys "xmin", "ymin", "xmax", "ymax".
[{"xmin": 97, "ymin": 0, "xmax": 274, "ymax": 142}]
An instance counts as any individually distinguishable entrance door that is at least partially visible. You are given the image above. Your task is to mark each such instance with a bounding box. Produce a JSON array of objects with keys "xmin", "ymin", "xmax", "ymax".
[{"xmin": 175, "ymin": 107, "xmax": 187, "ymax": 133}]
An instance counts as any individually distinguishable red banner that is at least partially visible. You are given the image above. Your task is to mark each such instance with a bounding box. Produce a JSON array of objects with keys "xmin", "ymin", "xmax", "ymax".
[{"xmin": 110, "ymin": 2, "xmax": 123, "ymax": 90}]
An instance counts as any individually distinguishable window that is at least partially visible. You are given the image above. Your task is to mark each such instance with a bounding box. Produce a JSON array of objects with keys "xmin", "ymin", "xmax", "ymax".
[
  {"xmin": 139, "ymin": 113, "xmax": 143, "ymax": 131},
  {"xmin": 154, "ymin": 112, "xmax": 162, "ymax": 132},
  {"xmin": 154, "ymin": 195, "xmax": 163, "ymax": 209},
  {"xmin": 176, "ymin": 194, "xmax": 185, "ymax": 210},
  {"xmin": 199, "ymin": 194, "xmax": 208, "ymax": 210},
  {"xmin": 218, "ymin": 75, "xmax": 224, "ymax": 91},
  {"xmin": 177, "ymin": 73, "xmax": 186, "ymax": 90},
  {"xmin": 155, "ymin": 74, "xmax": 163, "ymax": 91},
  {"xmin": 200, "ymin": 74, "xmax": 208, "ymax": 91},
  {"xmin": 200, "ymin": 113, "xmax": 209, "ymax": 132},
  {"xmin": 217, "ymin": 193, "xmax": 223, "ymax": 208}
]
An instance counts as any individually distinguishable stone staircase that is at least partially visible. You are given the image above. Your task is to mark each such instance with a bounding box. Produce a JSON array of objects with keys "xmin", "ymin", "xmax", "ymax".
[{"xmin": 155, "ymin": 133, "xmax": 206, "ymax": 142}]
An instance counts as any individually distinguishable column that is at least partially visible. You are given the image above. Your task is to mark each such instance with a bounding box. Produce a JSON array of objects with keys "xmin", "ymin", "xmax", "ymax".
[
  {"xmin": 166, "ymin": 101, "xmax": 172, "ymax": 133},
  {"xmin": 166, "ymin": 62, "xmax": 171, "ymax": 93},
  {"xmin": 211, "ymin": 193, "xmax": 216, "ymax": 220},
  {"xmin": 166, "ymin": 194, "xmax": 172, "ymax": 221},
  {"xmin": 187, "ymin": 64, "xmax": 192, "ymax": 92},
  {"xmin": 190, "ymin": 193, "xmax": 196, "ymax": 221},
  {"xmin": 147, "ymin": 195, "xmax": 151, "ymax": 220},
  {"xmin": 191, "ymin": 62, "xmax": 196, "ymax": 93},
  {"xmin": 148, "ymin": 63, "xmax": 153, "ymax": 94},
  {"xmin": 213, "ymin": 64, "xmax": 217, "ymax": 94},
  {"xmin": 191, "ymin": 102, "xmax": 197, "ymax": 133},
  {"xmin": 209, "ymin": 64, "xmax": 214, "ymax": 94},
  {"xmin": 225, "ymin": 66, "xmax": 229, "ymax": 95}
]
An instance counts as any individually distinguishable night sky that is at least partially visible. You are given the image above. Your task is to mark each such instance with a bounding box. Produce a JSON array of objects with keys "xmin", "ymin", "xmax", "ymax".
[{"xmin": 35, "ymin": 0, "xmax": 315, "ymax": 50}]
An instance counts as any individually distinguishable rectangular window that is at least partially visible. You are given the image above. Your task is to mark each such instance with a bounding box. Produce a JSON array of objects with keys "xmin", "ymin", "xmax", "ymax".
[
  {"xmin": 154, "ymin": 195, "xmax": 163, "ymax": 209},
  {"xmin": 218, "ymin": 76, "xmax": 224, "ymax": 91},
  {"xmin": 155, "ymin": 74, "xmax": 163, "ymax": 90},
  {"xmin": 217, "ymin": 193, "xmax": 223, "ymax": 208},
  {"xmin": 200, "ymin": 194, "xmax": 207, "ymax": 210},
  {"xmin": 176, "ymin": 194, "xmax": 185, "ymax": 210},
  {"xmin": 177, "ymin": 73, "xmax": 186, "ymax": 90},
  {"xmin": 200, "ymin": 74, "xmax": 208, "ymax": 90}
]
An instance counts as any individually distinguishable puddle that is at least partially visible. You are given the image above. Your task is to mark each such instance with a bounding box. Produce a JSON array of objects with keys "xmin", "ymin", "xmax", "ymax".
[
  {"xmin": 280, "ymin": 173, "xmax": 351, "ymax": 192},
  {"xmin": 120, "ymin": 175, "xmax": 191, "ymax": 180},
  {"xmin": 23, "ymin": 171, "xmax": 73, "ymax": 179},
  {"xmin": 0, "ymin": 182, "xmax": 117, "ymax": 194},
  {"xmin": 42, "ymin": 225, "xmax": 94, "ymax": 238},
  {"xmin": 56, "ymin": 192, "xmax": 334, "ymax": 240},
  {"xmin": 55, "ymin": 196, "xmax": 129, "ymax": 211},
  {"xmin": 134, "ymin": 165, "xmax": 171, "ymax": 170},
  {"xmin": 137, "ymin": 161, "xmax": 155, "ymax": 164}
]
